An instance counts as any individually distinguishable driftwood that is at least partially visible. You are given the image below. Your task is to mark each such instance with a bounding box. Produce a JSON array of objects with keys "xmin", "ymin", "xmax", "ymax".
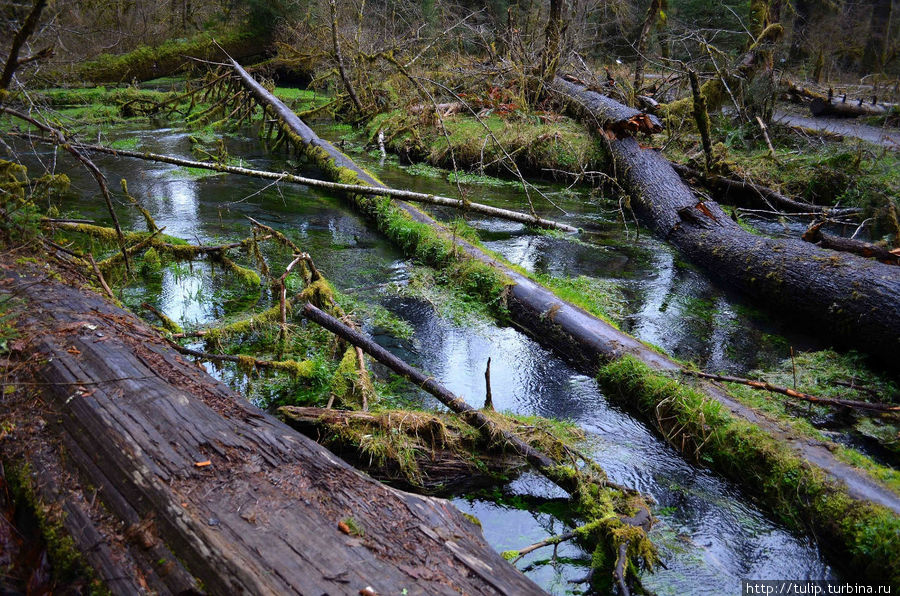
[
  {"xmin": 681, "ymin": 370, "xmax": 900, "ymax": 413},
  {"xmin": 803, "ymin": 221, "xmax": 900, "ymax": 266},
  {"xmin": 555, "ymin": 82, "xmax": 900, "ymax": 365},
  {"xmin": 810, "ymin": 97, "xmax": 887, "ymax": 118},
  {"xmin": 5, "ymin": 267, "xmax": 542, "ymax": 595},
  {"xmin": 672, "ymin": 163, "xmax": 861, "ymax": 216}
]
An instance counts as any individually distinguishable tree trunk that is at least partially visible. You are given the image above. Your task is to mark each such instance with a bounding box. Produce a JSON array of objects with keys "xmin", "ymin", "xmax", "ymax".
[
  {"xmin": 539, "ymin": 0, "xmax": 565, "ymax": 85},
  {"xmin": 633, "ymin": 0, "xmax": 661, "ymax": 92},
  {"xmin": 227, "ymin": 62, "xmax": 900, "ymax": 578},
  {"xmin": 0, "ymin": 0, "xmax": 48, "ymax": 90},
  {"xmin": 810, "ymin": 96, "xmax": 887, "ymax": 117},
  {"xmin": 5, "ymin": 268, "xmax": 542, "ymax": 595},
  {"xmin": 559, "ymin": 82, "xmax": 900, "ymax": 365},
  {"xmin": 861, "ymin": 0, "xmax": 894, "ymax": 73}
]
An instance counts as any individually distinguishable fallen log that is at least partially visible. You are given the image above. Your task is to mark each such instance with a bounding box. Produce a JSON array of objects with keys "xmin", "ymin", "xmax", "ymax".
[
  {"xmin": 551, "ymin": 76, "xmax": 662, "ymax": 136},
  {"xmin": 558, "ymin": 82, "xmax": 900, "ymax": 365},
  {"xmin": 42, "ymin": 138, "xmax": 575, "ymax": 233},
  {"xmin": 810, "ymin": 97, "xmax": 887, "ymax": 118},
  {"xmin": 672, "ymin": 163, "xmax": 862, "ymax": 216},
  {"xmin": 227, "ymin": 60, "xmax": 900, "ymax": 582},
  {"xmin": 278, "ymin": 406, "xmax": 528, "ymax": 493},
  {"xmin": 680, "ymin": 370, "xmax": 900, "ymax": 413},
  {"xmin": 301, "ymin": 302, "xmax": 657, "ymax": 592},
  {"xmin": 4, "ymin": 266, "xmax": 543, "ymax": 595},
  {"xmin": 802, "ymin": 221, "xmax": 900, "ymax": 266}
]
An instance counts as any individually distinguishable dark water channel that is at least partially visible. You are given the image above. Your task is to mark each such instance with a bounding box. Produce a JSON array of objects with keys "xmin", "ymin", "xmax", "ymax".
[{"xmin": 8, "ymin": 122, "xmax": 836, "ymax": 594}]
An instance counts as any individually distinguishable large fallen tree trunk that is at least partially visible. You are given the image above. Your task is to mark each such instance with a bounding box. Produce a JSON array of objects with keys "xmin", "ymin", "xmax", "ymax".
[
  {"xmin": 227, "ymin": 60, "xmax": 900, "ymax": 583},
  {"xmin": 3, "ymin": 267, "xmax": 542, "ymax": 595},
  {"xmin": 810, "ymin": 96, "xmax": 888, "ymax": 118},
  {"xmin": 557, "ymin": 82, "xmax": 900, "ymax": 365}
]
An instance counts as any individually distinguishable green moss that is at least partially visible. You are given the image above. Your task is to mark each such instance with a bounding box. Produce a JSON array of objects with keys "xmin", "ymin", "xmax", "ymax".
[
  {"xmin": 598, "ymin": 356, "xmax": 900, "ymax": 584},
  {"xmin": 6, "ymin": 464, "xmax": 104, "ymax": 592},
  {"xmin": 340, "ymin": 517, "xmax": 365, "ymax": 537}
]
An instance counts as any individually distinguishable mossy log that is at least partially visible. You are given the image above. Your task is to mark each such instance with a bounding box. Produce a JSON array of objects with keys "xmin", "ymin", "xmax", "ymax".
[
  {"xmin": 278, "ymin": 406, "xmax": 527, "ymax": 493},
  {"xmin": 556, "ymin": 82, "xmax": 900, "ymax": 365},
  {"xmin": 5, "ymin": 268, "xmax": 542, "ymax": 595},
  {"xmin": 228, "ymin": 60, "xmax": 900, "ymax": 582}
]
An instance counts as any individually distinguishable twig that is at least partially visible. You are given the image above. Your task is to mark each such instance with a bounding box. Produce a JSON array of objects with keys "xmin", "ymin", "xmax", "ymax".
[
  {"xmin": 681, "ymin": 369, "xmax": 900, "ymax": 413},
  {"xmin": 88, "ymin": 254, "xmax": 115, "ymax": 301}
]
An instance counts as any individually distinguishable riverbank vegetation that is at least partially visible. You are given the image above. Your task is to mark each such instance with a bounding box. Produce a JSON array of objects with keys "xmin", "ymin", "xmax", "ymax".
[{"xmin": 2, "ymin": 0, "xmax": 899, "ymax": 592}]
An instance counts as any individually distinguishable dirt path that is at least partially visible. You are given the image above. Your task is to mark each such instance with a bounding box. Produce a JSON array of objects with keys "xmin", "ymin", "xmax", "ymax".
[{"xmin": 775, "ymin": 108, "xmax": 900, "ymax": 148}]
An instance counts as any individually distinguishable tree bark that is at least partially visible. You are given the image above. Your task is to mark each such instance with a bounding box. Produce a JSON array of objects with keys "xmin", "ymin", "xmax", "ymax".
[
  {"xmin": 558, "ymin": 82, "xmax": 900, "ymax": 365},
  {"xmin": 810, "ymin": 96, "xmax": 887, "ymax": 117},
  {"xmin": 6, "ymin": 268, "xmax": 543, "ymax": 595},
  {"xmin": 803, "ymin": 221, "xmax": 900, "ymax": 265},
  {"xmin": 861, "ymin": 0, "xmax": 894, "ymax": 73},
  {"xmin": 0, "ymin": 0, "xmax": 48, "ymax": 90},
  {"xmin": 226, "ymin": 62, "xmax": 900, "ymax": 568},
  {"xmin": 633, "ymin": 0, "xmax": 662, "ymax": 92}
]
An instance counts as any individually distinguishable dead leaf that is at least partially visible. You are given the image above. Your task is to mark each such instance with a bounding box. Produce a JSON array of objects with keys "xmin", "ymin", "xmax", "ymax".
[{"xmin": 694, "ymin": 202, "xmax": 718, "ymax": 221}]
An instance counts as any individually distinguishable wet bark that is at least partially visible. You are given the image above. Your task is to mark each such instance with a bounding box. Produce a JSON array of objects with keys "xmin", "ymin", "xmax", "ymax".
[
  {"xmin": 557, "ymin": 83, "xmax": 900, "ymax": 364},
  {"xmin": 6, "ymin": 269, "xmax": 542, "ymax": 595},
  {"xmin": 226, "ymin": 60, "xmax": 900, "ymax": 557}
]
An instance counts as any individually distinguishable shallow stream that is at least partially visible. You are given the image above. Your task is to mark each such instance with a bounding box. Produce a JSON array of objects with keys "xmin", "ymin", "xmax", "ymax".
[{"xmin": 10, "ymin": 121, "xmax": 838, "ymax": 594}]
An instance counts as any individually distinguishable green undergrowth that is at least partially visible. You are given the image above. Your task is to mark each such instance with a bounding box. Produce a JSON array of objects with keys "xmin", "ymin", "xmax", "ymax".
[
  {"xmin": 368, "ymin": 109, "xmax": 601, "ymax": 177},
  {"xmin": 535, "ymin": 274, "xmax": 626, "ymax": 328},
  {"xmin": 723, "ymin": 349, "xmax": 900, "ymax": 467},
  {"xmin": 664, "ymin": 113, "xmax": 900, "ymax": 240},
  {"xmin": 598, "ymin": 355, "xmax": 900, "ymax": 584}
]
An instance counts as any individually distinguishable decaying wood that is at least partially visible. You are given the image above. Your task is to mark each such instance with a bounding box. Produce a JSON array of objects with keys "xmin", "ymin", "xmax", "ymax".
[
  {"xmin": 551, "ymin": 76, "xmax": 663, "ymax": 136},
  {"xmin": 671, "ymin": 163, "xmax": 861, "ymax": 216},
  {"xmin": 278, "ymin": 406, "xmax": 527, "ymax": 493},
  {"xmin": 6, "ymin": 268, "xmax": 543, "ymax": 595},
  {"xmin": 224, "ymin": 62, "xmax": 900, "ymax": 572},
  {"xmin": 554, "ymin": 82, "xmax": 900, "ymax": 364},
  {"xmin": 681, "ymin": 370, "xmax": 900, "ymax": 414},
  {"xmin": 810, "ymin": 96, "xmax": 887, "ymax": 118},
  {"xmin": 802, "ymin": 221, "xmax": 900, "ymax": 266},
  {"xmin": 301, "ymin": 302, "xmax": 656, "ymax": 591}
]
